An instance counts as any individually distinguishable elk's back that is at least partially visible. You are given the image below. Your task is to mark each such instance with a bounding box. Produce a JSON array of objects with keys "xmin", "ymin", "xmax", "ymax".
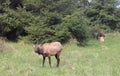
[{"xmin": 42, "ymin": 42, "xmax": 62, "ymax": 55}]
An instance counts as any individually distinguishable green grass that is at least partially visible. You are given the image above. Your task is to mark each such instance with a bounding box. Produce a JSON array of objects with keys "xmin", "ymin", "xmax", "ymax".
[{"xmin": 0, "ymin": 32, "xmax": 120, "ymax": 76}]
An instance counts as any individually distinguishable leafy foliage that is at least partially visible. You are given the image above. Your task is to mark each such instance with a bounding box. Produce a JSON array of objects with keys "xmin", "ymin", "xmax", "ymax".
[
  {"xmin": 85, "ymin": 4, "xmax": 120, "ymax": 31},
  {"xmin": 62, "ymin": 10, "xmax": 91, "ymax": 45},
  {"xmin": 9, "ymin": 0, "xmax": 24, "ymax": 9},
  {"xmin": 0, "ymin": 0, "xmax": 120, "ymax": 45}
]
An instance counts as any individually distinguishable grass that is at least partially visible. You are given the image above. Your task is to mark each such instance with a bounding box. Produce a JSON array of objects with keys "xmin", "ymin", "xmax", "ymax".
[{"xmin": 0, "ymin": 32, "xmax": 120, "ymax": 76}]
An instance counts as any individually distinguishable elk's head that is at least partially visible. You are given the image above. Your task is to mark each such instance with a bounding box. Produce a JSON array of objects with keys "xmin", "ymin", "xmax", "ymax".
[{"xmin": 33, "ymin": 44, "xmax": 43, "ymax": 55}]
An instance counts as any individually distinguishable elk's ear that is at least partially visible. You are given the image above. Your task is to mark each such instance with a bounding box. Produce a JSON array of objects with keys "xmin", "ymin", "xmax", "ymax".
[{"xmin": 33, "ymin": 44, "xmax": 35, "ymax": 48}]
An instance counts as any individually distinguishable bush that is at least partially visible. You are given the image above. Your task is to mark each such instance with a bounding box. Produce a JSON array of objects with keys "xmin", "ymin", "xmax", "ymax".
[
  {"xmin": 26, "ymin": 23, "xmax": 70, "ymax": 44},
  {"xmin": 69, "ymin": 24, "xmax": 90, "ymax": 46},
  {"xmin": 63, "ymin": 10, "xmax": 91, "ymax": 46},
  {"xmin": 25, "ymin": 12, "xmax": 70, "ymax": 44},
  {"xmin": 54, "ymin": 24, "xmax": 70, "ymax": 43},
  {"xmin": 0, "ymin": 8, "xmax": 41, "ymax": 41},
  {"xmin": 26, "ymin": 25, "xmax": 55, "ymax": 43}
]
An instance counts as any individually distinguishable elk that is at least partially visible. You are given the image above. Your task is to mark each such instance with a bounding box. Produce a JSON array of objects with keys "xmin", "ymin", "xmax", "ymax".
[
  {"xmin": 98, "ymin": 32, "xmax": 105, "ymax": 42},
  {"xmin": 33, "ymin": 42, "xmax": 62, "ymax": 67}
]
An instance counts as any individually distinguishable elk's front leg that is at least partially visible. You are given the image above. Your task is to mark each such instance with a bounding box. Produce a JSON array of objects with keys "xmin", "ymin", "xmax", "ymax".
[
  {"xmin": 42, "ymin": 56, "xmax": 46, "ymax": 67},
  {"xmin": 48, "ymin": 56, "xmax": 51, "ymax": 67}
]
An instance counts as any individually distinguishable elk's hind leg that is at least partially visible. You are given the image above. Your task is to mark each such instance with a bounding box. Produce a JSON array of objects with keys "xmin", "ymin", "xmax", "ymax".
[{"xmin": 55, "ymin": 54, "xmax": 60, "ymax": 67}]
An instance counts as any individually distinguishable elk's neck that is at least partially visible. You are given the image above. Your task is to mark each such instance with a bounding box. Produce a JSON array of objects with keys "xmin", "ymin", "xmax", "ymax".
[{"xmin": 37, "ymin": 47, "xmax": 43, "ymax": 55}]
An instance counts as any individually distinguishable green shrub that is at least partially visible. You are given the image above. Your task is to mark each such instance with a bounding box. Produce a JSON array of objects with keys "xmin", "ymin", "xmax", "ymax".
[
  {"xmin": 63, "ymin": 10, "xmax": 91, "ymax": 46},
  {"xmin": 54, "ymin": 24, "xmax": 70, "ymax": 43},
  {"xmin": 26, "ymin": 23, "xmax": 70, "ymax": 44},
  {"xmin": 69, "ymin": 24, "xmax": 90, "ymax": 46},
  {"xmin": 0, "ymin": 8, "xmax": 41, "ymax": 41}
]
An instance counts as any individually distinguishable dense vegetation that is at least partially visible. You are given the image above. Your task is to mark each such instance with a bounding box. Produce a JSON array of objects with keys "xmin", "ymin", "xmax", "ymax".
[{"xmin": 0, "ymin": 0, "xmax": 120, "ymax": 45}]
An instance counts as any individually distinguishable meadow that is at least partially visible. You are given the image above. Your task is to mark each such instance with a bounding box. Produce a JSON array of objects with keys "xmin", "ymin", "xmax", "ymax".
[{"xmin": 0, "ymin": 32, "xmax": 120, "ymax": 76}]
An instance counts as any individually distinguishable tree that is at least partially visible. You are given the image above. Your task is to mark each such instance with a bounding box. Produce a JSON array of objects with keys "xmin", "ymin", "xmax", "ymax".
[
  {"xmin": 79, "ymin": 0, "xmax": 90, "ymax": 7},
  {"xmin": 91, "ymin": 0, "xmax": 119, "ymax": 6},
  {"xmin": 85, "ymin": 0, "xmax": 120, "ymax": 31},
  {"xmin": 0, "ymin": 0, "xmax": 120, "ymax": 45},
  {"xmin": 62, "ymin": 9, "xmax": 91, "ymax": 45}
]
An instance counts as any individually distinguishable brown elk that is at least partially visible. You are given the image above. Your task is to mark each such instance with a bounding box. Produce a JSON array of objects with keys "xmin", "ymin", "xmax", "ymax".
[
  {"xmin": 33, "ymin": 42, "xmax": 62, "ymax": 67},
  {"xmin": 98, "ymin": 32, "xmax": 105, "ymax": 42}
]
